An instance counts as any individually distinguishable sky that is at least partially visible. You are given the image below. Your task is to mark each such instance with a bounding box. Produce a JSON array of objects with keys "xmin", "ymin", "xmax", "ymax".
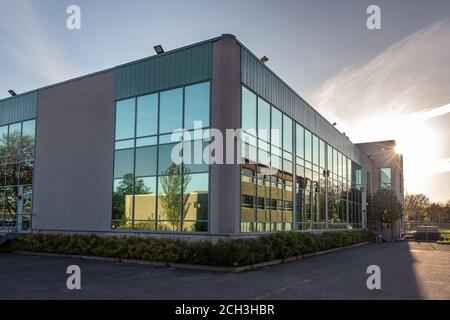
[{"xmin": 0, "ymin": 0, "xmax": 449, "ymax": 202}]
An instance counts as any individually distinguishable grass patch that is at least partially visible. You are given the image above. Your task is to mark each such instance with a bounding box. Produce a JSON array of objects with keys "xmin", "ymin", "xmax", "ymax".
[{"xmin": 9, "ymin": 230, "xmax": 375, "ymax": 267}]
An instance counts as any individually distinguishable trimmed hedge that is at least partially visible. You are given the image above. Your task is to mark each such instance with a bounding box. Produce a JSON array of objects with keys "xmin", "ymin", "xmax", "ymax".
[{"xmin": 9, "ymin": 230, "xmax": 375, "ymax": 267}]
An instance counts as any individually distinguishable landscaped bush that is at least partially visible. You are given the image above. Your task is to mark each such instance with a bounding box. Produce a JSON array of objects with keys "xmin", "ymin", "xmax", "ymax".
[{"xmin": 10, "ymin": 230, "xmax": 375, "ymax": 267}]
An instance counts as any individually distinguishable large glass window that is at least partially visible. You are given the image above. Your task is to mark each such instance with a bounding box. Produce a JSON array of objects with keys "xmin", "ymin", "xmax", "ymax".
[
  {"xmin": 0, "ymin": 120, "xmax": 36, "ymax": 232},
  {"xmin": 112, "ymin": 82, "xmax": 210, "ymax": 232},
  {"xmin": 240, "ymin": 85, "xmax": 363, "ymax": 233},
  {"xmin": 159, "ymin": 88, "xmax": 183, "ymax": 134}
]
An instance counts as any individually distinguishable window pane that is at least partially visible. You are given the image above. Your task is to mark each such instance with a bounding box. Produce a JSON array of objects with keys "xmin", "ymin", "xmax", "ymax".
[
  {"xmin": 320, "ymin": 140, "xmax": 326, "ymax": 169},
  {"xmin": 19, "ymin": 161, "xmax": 33, "ymax": 185},
  {"xmin": 137, "ymin": 94, "xmax": 158, "ymax": 137},
  {"xmin": 158, "ymin": 143, "xmax": 180, "ymax": 175},
  {"xmin": 184, "ymin": 141, "xmax": 209, "ymax": 174},
  {"xmin": 115, "ymin": 139, "xmax": 134, "ymax": 150},
  {"xmin": 115, "ymin": 99, "xmax": 135, "ymax": 140},
  {"xmin": 114, "ymin": 149, "xmax": 134, "ymax": 179},
  {"xmin": 0, "ymin": 126, "xmax": 7, "ymax": 149},
  {"xmin": 8, "ymin": 123, "xmax": 21, "ymax": 156},
  {"xmin": 5, "ymin": 163, "xmax": 19, "ymax": 185},
  {"xmin": 283, "ymin": 115, "xmax": 292, "ymax": 153},
  {"xmin": 242, "ymin": 87, "xmax": 256, "ymax": 134},
  {"xmin": 136, "ymin": 136, "xmax": 157, "ymax": 147},
  {"xmin": 134, "ymin": 177, "xmax": 156, "ymax": 221},
  {"xmin": 258, "ymin": 98, "xmax": 270, "ymax": 141},
  {"xmin": 185, "ymin": 82, "xmax": 210, "ymax": 130},
  {"xmin": 183, "ymin": 173, "xmax": 208, "ymax": 232},
  {"xmin": 304, "ymin": 130, "xmax": 312, "ymax": 162},
  {"xmin": 0, "ymin": 188, "xmax": 5, "ymax": 215},
  {"xmin": 22, "ymin": 120, "xmax": 35, "ymax": 140},
  {"xmin": 112, "ymin": 178, "xmax": 133, "ymax": 224},
  {"xmin": 5, "ymin": 187, "xmax": 17, "ymax": 215},
  {"xmin": 296, "ymin": 124, "xmax": 304, "ymax": 159},
  {"xmin": 135, "ymin": 146, "xmax": 157, "ymax": 177},
  {"xmin": 271, "ymin": 107, "xmax": 282, "ymax": 147},
  {"xmin": 160, "ymin": 88, "xmax": 183, "ymax": 134},
  {"xmin": 380, "ymin": 167, "xmax": 391, "ymax": 189},
  {"xmin": 157, "ymin": 175, "xmax": 182, "ymax": 225}
]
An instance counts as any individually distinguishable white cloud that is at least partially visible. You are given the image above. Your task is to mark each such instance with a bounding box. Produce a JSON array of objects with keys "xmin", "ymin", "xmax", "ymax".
[
  {"xmin": 310, "ymin": 20, "xmax": 450, "ymax": 201},
  {"xmin": 0, "ymin": 0, "xmax": 81, "ymax": 84}
]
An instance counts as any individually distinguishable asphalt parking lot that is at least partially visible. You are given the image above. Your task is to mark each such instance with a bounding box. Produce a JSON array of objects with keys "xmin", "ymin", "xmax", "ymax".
[{"xmin": 1, "ymin": 242, "xmax": 449, "ymax": 300}]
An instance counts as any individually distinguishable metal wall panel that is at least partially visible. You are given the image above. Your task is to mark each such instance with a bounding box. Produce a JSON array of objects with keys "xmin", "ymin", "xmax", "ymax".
[
  {"xmin": 0, "ymin": 91, "xmax": 37, "ymax": 126},
  {"xmin": 115, "ymin": 42, "xmax": 213, "ymax": 100},
  {"xmin": 241, "ymin": 48, "xmax": 364, "ymax": 164}
]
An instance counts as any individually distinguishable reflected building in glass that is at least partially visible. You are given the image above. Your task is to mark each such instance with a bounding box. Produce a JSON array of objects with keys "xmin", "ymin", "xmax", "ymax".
[{"xmin": 0, "ymin": 35, "xmax": 403, "ymax": 239}]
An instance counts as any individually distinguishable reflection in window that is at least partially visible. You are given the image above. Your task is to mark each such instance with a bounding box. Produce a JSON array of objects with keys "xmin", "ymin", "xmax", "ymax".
[
  {"xmin": 115, "ymin": 99, "xmax": 135, "ymax": 140},
  {"xmin": 0, "ymin": 119, "xmax": 36, "ymax": 231},
  {"xmin": 283, "ymin": 115, "xmax": 292, "ymax": 153},
  {"xmin": 304, "ymin": 130, "xmax": 312, "ymax": 162},
  {"xmin": 114, "ymin": 149, "xmax": 134, "ymax": 179},
  {"xmin": 133, "ymin": 177, "xmax": 156, "ymax": 230},
  {"xmin": 112, "ymin": 178, "xmax": 133, "ymax": 229},
  {"xmin": 258, "ymin": 98, "xmax": 271, "ymax": 141},
  {"xmin": 380, "ymin": 167, "xmax": 391, "ymax": 190},
  {"xmin": 183, "ymin": 173, "xmax": 208, "ymax": 232},
  {"xmin": 271, "ymin": 108, "xmax": 282, "ymax": 148},
  {"xmin": 296, "ymin": 124, "xmax": 304, "ymax": 159},
  {"xmin": 158, "ymin": 173, "xmax": 183, "ymax": 231},
  {"xmin": 241, "ymin": 86, "xmax": 363, "ymax": 232},
  {"xmin": 185, "ymin": 82, "xmax": 210, "ymax": 130},
  {"xmin": 135, "ymin": 146, "xmax": 157, "ymax": 177},
  {"xmin": 112, "ymin": 82, "xmax": 210, "ymax": 233},
  {"xmin": 160, "ymin": 88, "xmax": 183, "ymax": 134},
  {"xmin": 242, "ymin": 87, "xmax": 257, "ymax": 133},
  {"xmin": 137, "ymin": 94, "xmax": 158, "ymax": 137}
]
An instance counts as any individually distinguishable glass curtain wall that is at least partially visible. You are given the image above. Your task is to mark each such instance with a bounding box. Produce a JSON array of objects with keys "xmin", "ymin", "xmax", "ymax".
[
  {"xmin": 112, "ymin": 81, "xmax": 210, "ymax": 232},
  {"xmin": 241, "ymin": 85, "xmax": 363, "ymax": 232},
  {"xmin": 0, "ymin": 119, "xmax": 36, "ymax": 231}
]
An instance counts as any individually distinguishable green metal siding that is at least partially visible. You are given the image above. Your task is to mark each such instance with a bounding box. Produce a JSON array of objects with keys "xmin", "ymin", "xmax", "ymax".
[
  {"xmin": 0, "ymin": 91, "xmax": 37, "ymax": 126},
  {"xmin": 115, "ymin": 42, "xmax": 212, "ymax": 100},
  {"xmin": 241, "ymin": 48, "xmax": 364, "ymax": 164}
]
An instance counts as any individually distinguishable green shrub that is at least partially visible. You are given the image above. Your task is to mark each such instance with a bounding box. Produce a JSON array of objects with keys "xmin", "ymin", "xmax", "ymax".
[{"xmin": 10, "ymin": 230, "xmax": 374, "ymax": 267}]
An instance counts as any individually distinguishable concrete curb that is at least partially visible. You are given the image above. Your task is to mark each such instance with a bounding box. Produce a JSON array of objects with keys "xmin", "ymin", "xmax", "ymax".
[{"xmin": 14, "ymin": 241, "xmax": 372, "ymax": 273}]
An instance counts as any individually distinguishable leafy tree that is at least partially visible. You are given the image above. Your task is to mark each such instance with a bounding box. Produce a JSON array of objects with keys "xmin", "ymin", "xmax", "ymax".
[
  {"xmin": 112, "ymin": 174, "xmax": 151, "ymax": 223},
  {"xmin": 404, "ymin": 193, "xmax": 430, "ymax": 222},
  {"xmin": 159, "ymin": 163, "xmax": 191, "ymax": 231},
  {"xmin": 371, "ymin": 189, "xmax": 403, "ymax": 238}
]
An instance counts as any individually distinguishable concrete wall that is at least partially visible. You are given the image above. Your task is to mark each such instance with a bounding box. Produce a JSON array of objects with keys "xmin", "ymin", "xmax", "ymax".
[
  {"xmin": 32, "ymin": 71, "xmax": 115, "ymax": 232},
  {"xmin": 209, "ymin": 36, "xmax": 242, "ymax": 234},
  {"xmin": 356, "ymin": 141, "xmax": 404, "ymax": 203},
  {"xmin": 356, "ymin": 141, "xmax": 404, "ymax": 238}
]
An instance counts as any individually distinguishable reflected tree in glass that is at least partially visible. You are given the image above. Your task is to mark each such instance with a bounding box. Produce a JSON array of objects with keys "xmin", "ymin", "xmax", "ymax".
[
  {"xmin": 112, "ymin": 174, "xmax": 150, "ymax": 226},
  {"xmin": 159, "ymin": 163, "xmax": 191, "ymax": 231}
]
